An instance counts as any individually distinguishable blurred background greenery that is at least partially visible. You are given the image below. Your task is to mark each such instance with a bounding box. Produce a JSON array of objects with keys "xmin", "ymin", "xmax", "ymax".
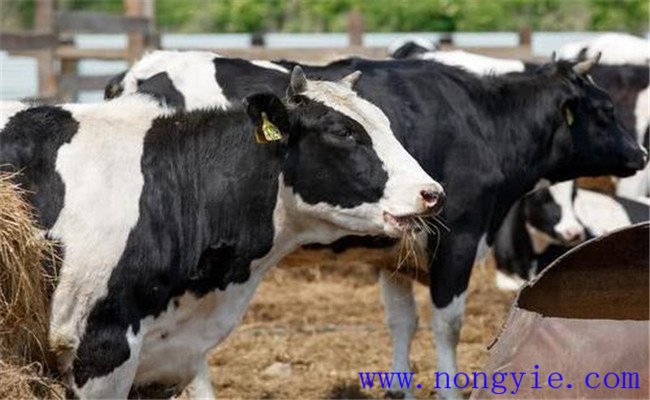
[{"xmin": 2, "ymin": 0, "xmax": 648, "ymax": 34}]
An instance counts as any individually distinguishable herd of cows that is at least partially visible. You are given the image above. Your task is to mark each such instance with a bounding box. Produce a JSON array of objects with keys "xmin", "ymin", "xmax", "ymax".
[{"xmin": 0, "ymin": 32, "xmax": 648, "ymax": 398}]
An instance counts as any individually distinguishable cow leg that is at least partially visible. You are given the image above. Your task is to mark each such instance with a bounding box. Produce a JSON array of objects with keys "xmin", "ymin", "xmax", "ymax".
[
  {"xmin": 429, "ymin": 231, "xmax": 481, "ymax": 400},
  {"xmin": 71, "ymin": 326, "xmax": 144, "ymax": 398},
  {"xmin": 184, "ymin": 357, "xmax": 215, "ymax": 400},
  {"xmin": 380, "ymin": 269, "xmax": 418, "ymax": 399}
]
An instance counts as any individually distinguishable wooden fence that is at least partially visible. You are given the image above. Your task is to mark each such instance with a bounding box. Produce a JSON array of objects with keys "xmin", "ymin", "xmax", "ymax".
[
  {"xmin": 0, "ymin": 0, "xmax": 155, "ymax": 101},
  {"xmin": 1, "ymin": 3, "xmax": 537, "ymax": 101}
]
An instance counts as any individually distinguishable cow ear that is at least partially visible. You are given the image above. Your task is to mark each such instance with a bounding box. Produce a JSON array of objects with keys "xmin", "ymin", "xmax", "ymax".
[
  {"xmin": 340, "ymin": 70, "xmax": 362, "ymax": 89},
  {"xmin": 104, "ymin": 70, "xmax": 127, "ymax": 100},
  {"xmin": 287, "ymin": 66, "xmax": 308, "ymax": 97},
  {"xmin": 573, "ymin": 52, "xmax": 601, "ymax": 75},
  {"xmin": 244, "ymin": 93, "xmax": 289, "ymax": 144}
]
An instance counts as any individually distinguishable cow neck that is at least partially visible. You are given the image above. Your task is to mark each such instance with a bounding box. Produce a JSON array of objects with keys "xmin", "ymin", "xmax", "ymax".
[
  {"xmin": 484, "ymin": 75, "xmax": 568, "ymax": 193},
  {"xmin": 160, "ymin": 109, "xmax": 287, "ymax": 289},
  {"xmin": 479, "ymin": 75, "xmax": 570, "ymax": 240}
]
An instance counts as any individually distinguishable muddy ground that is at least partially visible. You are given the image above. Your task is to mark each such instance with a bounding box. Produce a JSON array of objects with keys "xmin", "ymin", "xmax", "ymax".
[{"xmin": 205, "ymin": 255, "xmax": 515, "ymax": 399}]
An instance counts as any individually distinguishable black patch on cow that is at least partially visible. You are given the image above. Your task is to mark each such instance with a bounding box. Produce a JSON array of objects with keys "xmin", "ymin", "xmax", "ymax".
[
  {"xmin": 137, "ymin": 72, "xmax": 185, "ymax": 109},
  {"xmin": 283, "ymin": 95, "xmax": 388, "ymax": 207},
  {"xmin": 72, "ymin": 108, "xmax": 283, "ymax": 386},
  {"xmin": 213, "ymin": 57, "xmax": 289, "ymax": 104},
  {"xmin": 0, "ymin": 106, "xmax": 77, "ymax": 229},
  {"xmin": 390, "ymin": 41, "xmax": 434, "ymax": 59}
]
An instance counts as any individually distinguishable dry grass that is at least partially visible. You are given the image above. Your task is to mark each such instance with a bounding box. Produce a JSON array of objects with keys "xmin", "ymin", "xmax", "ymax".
[
  {"xmin": 0, "ymin": 172, "xmax": 62, "ymax": 398},
  {"xmin": 207, "ymin": 255, "xmax": 514, "ymax": 399}
]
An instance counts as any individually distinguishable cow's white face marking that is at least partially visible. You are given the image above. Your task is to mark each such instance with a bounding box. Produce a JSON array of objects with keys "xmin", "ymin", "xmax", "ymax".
[
  {"xmin": 548, "ymin": 181, "xmax": 585, "ymax": 243},
  {"xmin": 48, "ymin": 96, "xmax": 167, "ymax": 366},
  {"xmin": 421, "ymin": 50, "xmax": 525, "ymax": 76},
  {"xmin": 289, "ymin": 78, "xmax": 442, "ymax": 237},
  {"xmin": 121, "ymin": 50, "xmax": 231, "ymax": 110}
]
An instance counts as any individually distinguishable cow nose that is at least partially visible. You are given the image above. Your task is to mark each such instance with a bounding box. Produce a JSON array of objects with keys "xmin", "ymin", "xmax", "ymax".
[
  {"xmin": 420, "ymin": 189, "xmax": 445, "ymax": 213},
  {"xmin": 560, "ymin": 227, "xmax": 585, "ymax": 243}
]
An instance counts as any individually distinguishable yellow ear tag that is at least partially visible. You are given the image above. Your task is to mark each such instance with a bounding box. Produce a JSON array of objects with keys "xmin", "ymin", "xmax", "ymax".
[
  {"xmin": 565, "ymin": 107, "xmax": 574, "ymax": 127},
  {"xmin": 255, "ymin": 112, "xmax": 283, "ymax": 143}
]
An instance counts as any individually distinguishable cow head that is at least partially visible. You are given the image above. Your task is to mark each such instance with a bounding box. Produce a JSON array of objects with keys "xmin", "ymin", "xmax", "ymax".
[
  {"xmin": 245, "ymin": 67, "xmax": 444, "ymax": 238},
  {"xmin": 540, "ymin": 55, "xmax": 648, "ymax": 181},
  {"xmin": 523, "ymin": 181, "xmax": 586, "ymax": 247}
]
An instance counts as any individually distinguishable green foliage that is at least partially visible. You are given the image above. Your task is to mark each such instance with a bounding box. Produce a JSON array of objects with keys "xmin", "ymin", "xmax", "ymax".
[{"xmin": 2, "ymin": 0, "xmax": 648, "ymax": 33}]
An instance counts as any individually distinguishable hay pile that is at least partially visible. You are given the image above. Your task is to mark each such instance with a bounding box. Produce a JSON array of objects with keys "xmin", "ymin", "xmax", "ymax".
[{"xmin": 0, "ymin": 172, "xmax": 62, "ymax": 398}]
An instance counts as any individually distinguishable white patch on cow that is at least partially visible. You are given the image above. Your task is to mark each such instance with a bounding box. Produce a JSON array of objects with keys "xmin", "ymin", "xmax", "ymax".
[
  {"xmin": 557, "ymin": 33, "xmax": 649, "ymax": 65},
  {"xmin": 134, "ymin": 275, "xmax": 264, "ymax": 389},
  {"xmin": 121, "ymin": 50, "xmax": 231, "ymax": 110},
  {"xmin": 573, "ymin": 189, "xmax": 633, "ymax": 236},
  {"xmin": 79, "ymin": 326, "xmax": 143, "ymax": 398},
  {"xmin": 548, "ymin": 181, "xmax": 585, "ymax": 242},
  {"xmin": 48, "ymin": 96, "xmax": 167, "ymax": 368},
  {"xmin": 494, "ymin": 269, "xmax": 526, "ymax": 291},
  {"xmin": 250, "ymin": 60, "xmax": 289, "ymax": 73},
  {"xmin": 297, "ymin": 78, "xmax": 442, "ymax": 236},
  {"xmin": 0, "ymin": 101, "xmax": 27, "ymax": 130},
  {"xmin": 421, "ymin": 50, "xmax": 525, "ymax": 76},
  {"xmin": 619, "ymin": 86, "xmax": 650, "ymax": 198},
  {"xmin": 119, "ymin": 178, "xmax": 327, "ymax": 392},
  {"xmin": 474, "ymin": 234, "xmax": 489, "ymax": 263},
  {"xmin": 380, "ymin": 270, "xmax": 417, "ymax": 396},
  {"xmin": 431, "ymin": 291, "xmax": 466, "ymax": 400}
]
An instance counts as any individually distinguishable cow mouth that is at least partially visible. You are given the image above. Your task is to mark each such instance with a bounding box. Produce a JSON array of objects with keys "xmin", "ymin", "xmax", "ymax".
[{"xmin": 383, "ymin": 211, "xmax": 436, "ymax": 235}]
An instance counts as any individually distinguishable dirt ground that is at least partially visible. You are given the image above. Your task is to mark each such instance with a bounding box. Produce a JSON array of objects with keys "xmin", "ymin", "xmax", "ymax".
[{"xmin": 206, "ymin": 255, "xmax": 515, "ymax": 399}]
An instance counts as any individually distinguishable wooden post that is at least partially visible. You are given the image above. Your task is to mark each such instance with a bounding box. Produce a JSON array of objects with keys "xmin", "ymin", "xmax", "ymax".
[
  {"xmin": 124, "ymin": 0, "xmax": 151, "ymax": 63},
  {"xmin": 59, "ymin": 57, "xmax": 77, "ymax": 101},
  {"xmin": 347, "ymin": 9, "xmax": 363, "ymax": 47},
  {"xmin": 518, "ymin": 26, "xmax": 532, "ymax": 58},
  {"xmin": 34, "ymin": 0, "xmax": 57, "ymax": 98}
]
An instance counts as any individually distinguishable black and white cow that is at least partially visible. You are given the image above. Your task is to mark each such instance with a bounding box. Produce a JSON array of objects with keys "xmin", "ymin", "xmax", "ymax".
[
  {"xmin": 390, "ymin": 41, "xmax": 650, "ymax": 199},
  {"xmin": 106, "ymin": 52, "xmax": 646, "ymax": 398},
  {"xmin": 0, "ymin": 68, "xmax": 443, "ymax": 398},
  {"xmin": 494, "ymin": 180, "xmax": 650, "ymax": 290},
  {"xmin": 557, "ymin": 33, "xmax": 649, "ymax": 66}
]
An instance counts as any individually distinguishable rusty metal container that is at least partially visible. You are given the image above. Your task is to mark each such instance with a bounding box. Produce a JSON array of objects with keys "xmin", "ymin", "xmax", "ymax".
[{"xmin": 472, "ymin": 223, "xmax": 649, "ymax": 399}]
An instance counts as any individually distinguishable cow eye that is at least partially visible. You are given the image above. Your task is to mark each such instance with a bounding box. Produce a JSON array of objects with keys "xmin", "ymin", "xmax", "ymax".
[{"xmin": 331, "ymin": 129, "xmax": 354, "ymax": 139}]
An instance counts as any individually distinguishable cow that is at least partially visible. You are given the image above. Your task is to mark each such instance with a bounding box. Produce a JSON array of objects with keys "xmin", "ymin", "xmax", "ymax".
[
  {"xmin": 494, "ymin": 180, "xmax": 650, "ymax": 290},
  {"xmin": 557, "ymin": 33, "xmax": 649, "ymax": 66},
  {"xmin": 106, "ymin": 51, "xmax": 647, "ymax": 398},
  {"xmin": 0, "ymin": 67, "xmax": 444, "ymax": 398},
  {"xmin": 390, "ymin": 41, "xmax": 650, "ymax": 199}
]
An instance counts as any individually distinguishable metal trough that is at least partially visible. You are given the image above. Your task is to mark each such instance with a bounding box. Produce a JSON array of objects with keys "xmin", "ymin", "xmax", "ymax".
[{"xmin": 472, "ymin": 223, "xmax": 649, "ymax": 399}]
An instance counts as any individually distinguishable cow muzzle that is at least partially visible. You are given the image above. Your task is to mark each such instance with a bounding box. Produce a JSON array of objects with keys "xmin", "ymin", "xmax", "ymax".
[{"xmin": 383, "ymin": 186, "xmax": 445, "ymax": 236}]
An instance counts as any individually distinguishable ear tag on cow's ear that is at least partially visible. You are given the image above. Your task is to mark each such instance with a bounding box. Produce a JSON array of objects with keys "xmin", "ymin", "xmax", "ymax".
[
  {"xmin": 564, "ymin": 107, "xmax": 574, "ymax": 127},
  {"xmin": 255, "ymin": 112, "xmax": 283, "ymax": 143}
]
